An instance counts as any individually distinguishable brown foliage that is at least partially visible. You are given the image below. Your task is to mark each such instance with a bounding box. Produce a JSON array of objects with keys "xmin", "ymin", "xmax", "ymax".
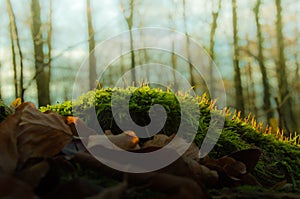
[{"xmin": 0, "ymin": 100, "xmax": 268, "ymax": 199}]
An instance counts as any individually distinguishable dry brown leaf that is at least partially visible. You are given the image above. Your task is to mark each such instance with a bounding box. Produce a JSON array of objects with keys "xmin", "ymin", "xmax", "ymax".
[
  {"xmin": 228, "ymin": 148, "xmax": 261, "ymax": 173},
  {"xmin": 142, "ymin": 134, "xmax": 200, "ymax": 161},
  {"xmin": 87, "ymin": 181, "xmax": 127, "ymax": 199},
  {"xmin": 16, "ymin": 160, "xmax": 50, "ymax": 188},
  {"xmin": 183, "ymin": 157, "xmax": 218, "ymax": 187},
  {"xmin": 0, "ymin": 175, "xmax": 38, "ymax": 199},
  {"xmin": 87, "ymin": 130, "xmax": 139, "ymax": 151},
  {"xmin": 127, "ymin": 172, "xmax": 211, "ymax": 199},
  {"xmin": 0, "ymin": 109, "xmax": 20, "ymax": 173},
  {"xmin": 142, "ymin": 134, "xmax": 174, "ymax": 148},
  {"xmin": 64, "ymin": 116, "xmax": 97, "ymax": 137},
  {"xmin": 71, "ymin": 152, "xmax": 123, "ymax": 179},
  {"xmin": 44, "ymin": 178, "xmax": 102, "ymax": 199},
  {"xmin": 17, "ymin": 103, "xmax": 74, "ymax": 164}
]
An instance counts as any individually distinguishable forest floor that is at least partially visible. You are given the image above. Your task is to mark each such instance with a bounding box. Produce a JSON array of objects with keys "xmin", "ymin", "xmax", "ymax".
[{"xmin": 0, "ymin": 87, "xmax": 300, "ymax": 199}]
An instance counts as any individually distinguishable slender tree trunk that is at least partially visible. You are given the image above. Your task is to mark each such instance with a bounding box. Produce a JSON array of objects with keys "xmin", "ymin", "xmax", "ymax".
[
  {"xmin": 245, "ymin": 62, "xmax": 258, "ymax": 116},
  {"xmin": 7, "ymin": 0, "xmax": 25, "ymax": 101},
  {"xmin": 128, "ymin": 0, "xmax": 135, "ymax": 85},
  {"xmin": 209, "ymin": 0, "xmax": 221, "ymax": 98},
  {"xmin": 30, "ymin": 0, "xmax": 50, "ymax": 106},
  {"xmin": 253, "ymin": 0, "xmax": 273, "ymax": 122},
  {"xmin": 0, "ymin": 63, "xmax": 2, "ymax": 99},
  {"xmin": 275, "ymin": 0, "xmax": 296, "ymax": 133},
  {"xmin": 121, "ymin": 0, "xmax": 135, "ymax": 85},
  {"xmin": 46, "ymin": 0, "xmax": 52, "ymax": 98},
  {"xmin": 231, "ymin": 0, "xmax": 245, "ymax": 115},
  {"xmin": 182, "ymin": 0, "xmax": 195, "ymax": 88},
  {"xmin": 171, "ymin": 41, "xmax": 178, "ymax": 91},
  {"xmin": 6, "ymin": 0, "xmax": 18, "ymax": 99},
  {"xmin": 86, "ymin": 0, "xmax": 97, "ymax": 90}
]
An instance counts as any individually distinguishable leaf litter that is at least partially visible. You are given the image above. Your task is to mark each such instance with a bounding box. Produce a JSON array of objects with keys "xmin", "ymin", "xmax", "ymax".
[{"xmin": 0, "ymin": 100, "xmax": 299, "ymax": 199}]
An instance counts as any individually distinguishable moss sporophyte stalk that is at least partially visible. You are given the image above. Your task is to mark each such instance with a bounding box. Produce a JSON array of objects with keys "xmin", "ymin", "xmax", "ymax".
[{"xmin": 40, "ymin": 86, "xmax": 300, "ymax": 190}]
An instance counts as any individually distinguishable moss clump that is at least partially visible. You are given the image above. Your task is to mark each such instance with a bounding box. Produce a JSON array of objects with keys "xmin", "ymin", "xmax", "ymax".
[
  {"xmin": 41, "ymin": 86, "xmax": 300, "ymax": 190},
  {"xmin": 0, "ymin": 100, "xmax": 12, "ymax": 123}
]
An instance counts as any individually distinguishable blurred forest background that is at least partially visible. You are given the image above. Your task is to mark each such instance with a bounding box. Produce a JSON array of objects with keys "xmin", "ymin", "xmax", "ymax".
[{"xmin": 0, "ymin": 0, "xmax": 299, "ymax": 133}]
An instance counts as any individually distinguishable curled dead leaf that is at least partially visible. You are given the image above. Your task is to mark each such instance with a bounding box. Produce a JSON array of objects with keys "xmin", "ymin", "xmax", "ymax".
[
  {"xmin": 87, "ymin": 181, "xmax": 127, "ymax": 199},
  {"xmin": 127, "ymin": 172, "xmax": 211, "ymax": 199},
  {"xmin": 183, "ymin": 157, "xmax": 218, "ymax": 187},
  {"xmin": 87, "ymin": 130, "xmax": 139, "ymax": 151},
  {"xmin": 142, "ymin": 134, "xmax": 174, "ymax": 148},
  {"xmin": 0, "ymin": 108, "xmax": 20, "ymax": 173},
  {"xmin": 17, "ymin": 103, "xmax": 74, "ymax": 164},
  {"xmin": 228, "ymin": 148, "xmax": 261, "ymax": 173},
  {"xmin": 64, "ymin": 116, "xmax": 97, "ymax": 137},
  {"xmin": 16, "ymin": 160, "xmax": 50, "ymax": 188},
  {"xmin": 0, "ymin": 175, "xmax": 38, "ymax": 199}
]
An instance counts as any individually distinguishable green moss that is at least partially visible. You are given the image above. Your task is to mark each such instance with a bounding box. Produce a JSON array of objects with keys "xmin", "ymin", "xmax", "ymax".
[
  {"xmin": 0, "ymin": 100, "xmax": 13, "ymax": 122},
  {"xmin": 41, "ymin": 86, "xmax": 300, "ymax": 190}
]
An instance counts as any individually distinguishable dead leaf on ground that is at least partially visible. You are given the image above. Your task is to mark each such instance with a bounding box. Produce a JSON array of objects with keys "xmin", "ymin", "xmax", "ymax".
[
  {"xmin": 228, "ymin": 148, "xmax": 261, "ymax": 173},
  {"xmin": 183, "ymin": 157, "xmax": 218, "ymax": 187},
  {"xmin": 127, "ymin": 172, "xmax": 211, "ymax": 199},
  {"xmin": 87, "ymin": 130, "xmax": 139, "ymax": 151},
  {"xmin": 17, "ymin": 103, "xmax": 74, "ymax": 164},
  {"xmin": 0, "ymin": 175, "xmax": 38, "ymax": 199},
  {"xmin": 16, "ymin": 160, "xmax": 50, "ymax": 188},
  {"xmin": 142, "ymin": 134, "xmax": 174, "ymax": 148},
  {"xmin": 0, "ymin": 107, "xmax": 21, "ymax": 173},
  {"xmin": 64, "ymin": 116, "xmax": 97, "ymax": 137},
  {"xmin": 44, "ymin": 178, "xmax": 102, "ymax": 199},
  {"xmin": 142, "ymin": 134, "xmax": 200, "ymax": 161},
  {"xmin": 87, "ymin": 181, "xmax": 127, "ymax": 199}
]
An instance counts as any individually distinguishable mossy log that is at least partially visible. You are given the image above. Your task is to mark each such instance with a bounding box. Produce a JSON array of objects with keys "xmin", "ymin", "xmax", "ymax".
[{"xmin": 41, "ymin": 86, "xmax": 300, "ymax": 191}]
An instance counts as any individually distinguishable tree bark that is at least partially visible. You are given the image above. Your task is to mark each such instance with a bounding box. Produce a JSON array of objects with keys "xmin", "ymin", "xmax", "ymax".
[
  {"xmin": 121, "ymin": 0, "xmax": 136, "ymax": 85},
  {"xmin": 46, "ymin": 0, "xmax": 52, "ymax": 96},
  {"xmin": 6, "ymin": 0, "xmax": 24, "ymax": 100},
  {"xmin": 86, "ymin": 0, "xmax": 97, "ymax": 90},
  {"xmin": 30, "ymin": 0, "xmax": 50, "ymax": 106},
  {"xmin": 253, "ymin": 0, "xmax": 273, "ymax": 122},
  {"xmin": 231, "ymin": 0, "xmax": 245, "ymax": 115},
  {"xmin": 182, "ymin": 0, "xmax": 195, "ymax": 89},
  {"xmin": 275, "ymin": 0, "xmax": 296, "ymax": 133},
  {"xmin": 209, "ymin": 0, "xmax": 221, "ymax": 98}
]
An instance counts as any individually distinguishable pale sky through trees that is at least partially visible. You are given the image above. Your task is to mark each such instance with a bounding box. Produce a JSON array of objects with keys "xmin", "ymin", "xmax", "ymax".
[{"xmin": 0, "ymin": 0, "xmax": 299, "ymax": 123}]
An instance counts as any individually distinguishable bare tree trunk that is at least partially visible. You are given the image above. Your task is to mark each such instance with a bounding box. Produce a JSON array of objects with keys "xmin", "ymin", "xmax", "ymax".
[
  {"xmin": 168, "ymin": 12, "xmax": 178, "ymax": 91},
  {"xmin": 245, "ymin": 62, "xmax": 258, "ymax": 116},
  {"xmin": 231, "ymin": 0, "xmax": 245, "ymax": 115},
  {"xmin": 121, "ymin": 0, "xmax": 136, "ymax": 85},
  {"xmin": 182, "ymin": 0, "xmax": 195, "ymax": 88},
  {"xmin": 7, "ymin": 0, "xmax": 25, "ymax": 101},
  {"xmin": 46, "ymin": 0, "xmax": 52, "ymax": 98},
  {"xmin": 171, "ymin": 41, "xmax": 178, "ymax": 91},
  {"xmin": 86, "ymin": 0, "xmax": 97, "ymax": 90},
  {"xmin": 0, "ymin": 63, "xmax": 2, "ymax": 99},
  {"xmin": 275, "ymin": 0, "xmax": 296, "ymax": 133},
  {"xmin": 253, "ymin": 0, "xmax": 273, "ymax": 122},
  {"xmin": 6, "ymin": 0, "xmax": 18, "ymax": 99},
  {"xmin": 30, "ymin": 0, "xmax": 50, "ymax": 106},
  {"xmin": 209, "ymin": 0, "xmax": 221, "ymax": 98}
]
